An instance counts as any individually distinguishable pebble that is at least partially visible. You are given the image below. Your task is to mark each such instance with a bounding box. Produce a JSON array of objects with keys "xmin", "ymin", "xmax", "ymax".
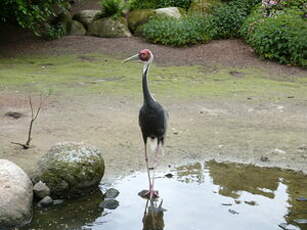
[
  {"xmin": 260, "ymin": 156, "xmax": 269, "ymax": 162},
  {"xmin": 104, "ymin": 188, "xmax": 120, "ymax": 199},
  {"xmin": 53, "ymin": 199, "xmax": 64, "ymax": 205},
  {"xmin": 164, "ymin": 173, "xmax": 174, "ymax": 178},
  {"xmin": 37, "ymin": 196, "xmax": 53, "ymax": 208},
  {"xmin": 33, "ymin": 181, "xmax": 50, "ymax": 199},
  {"xmin": 99, "ymin": 199, "xmax": 119, "ymax": 210}
]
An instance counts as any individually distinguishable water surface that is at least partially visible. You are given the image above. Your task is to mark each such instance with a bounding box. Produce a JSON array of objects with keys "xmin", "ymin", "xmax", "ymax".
[{"xmin": 21, "ymin": 161, "xmax": 307, "ymax": 230}]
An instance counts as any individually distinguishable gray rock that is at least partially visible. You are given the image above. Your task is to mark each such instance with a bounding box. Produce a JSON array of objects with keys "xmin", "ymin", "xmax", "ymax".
[
  {"xmin": 34, "ymin": 142, "xmax": 105, "ymax": 198},
  {"xmin": 154, "ymin": 7, "xmax": 182, "ymax": 19},
  {"xmin": 53, "ymin": 199, "xmax": 64, "ymax": 205},
  {"xmin": 0, "ymin": 160, "xmax": 33, "ymax": 229},
  {"xmin": 73, "ymin": 10, "xmax": 102, "ymax": 28},
  {"xmin": 33, "ymin": 181, "xmax": 50, "ymax": 199},
  {"xmin": 104, "ymin": 188, "xmax": 120, "ymax": 199},
  {"xmin": 88, "ymin": 17, "xmax": 131, "ymax": 38},
  {"xmin": 70, "ymin": 20, "xmax": 86, "ymax": 35},
  {"xmin": 37, "ymin": 196, "xmax": 53, "ymax": 208},
  {"xmin": 99, "ymin": 199, "xmax": 119, "ymax": 210}
]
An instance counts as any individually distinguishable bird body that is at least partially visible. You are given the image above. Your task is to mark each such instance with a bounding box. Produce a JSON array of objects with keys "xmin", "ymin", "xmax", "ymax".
[{"xmin": 124, "ymin": 49, "xmax": 167, "ymax": 199}]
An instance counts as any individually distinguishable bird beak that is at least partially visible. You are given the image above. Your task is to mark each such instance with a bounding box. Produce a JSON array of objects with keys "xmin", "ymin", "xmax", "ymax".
[{"xmin": 122, "ymin": 53, "xmax": 139, "ymax": 63}]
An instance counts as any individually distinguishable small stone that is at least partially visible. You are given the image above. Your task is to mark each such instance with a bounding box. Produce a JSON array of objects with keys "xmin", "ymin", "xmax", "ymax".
[
  {"xmin": 104, "ymin": 188, "xmax": 120, "ymax": 199},
  {"xmin": 33, "ymin": 181, "xmax": 50, "ymax": 199},
  {"xmin": 99, "ymin": 199, "xmax": 119, "ymax": 210},
  {"xmin": 260, "ymin": 156, "xmax": 269, "ymax": 162},
  {"xmin": 165, "ymin": 173, "xmax": 173, "ymax": 178},
  {"xmin": 234, "ymin": 200, "xmax": 241, "ymax": 204},
  {"xmin": 228, "ymin": 209, "xmax": 239, "ymax": 215},
  {"xmin": 4, "ymin": 111, "xmax": 24, "ymax": 119},
  {"xmin": 53, "ymin": 199, "xmax": 64, "ymax": 205},
  {"xmin": 37, "ymin": 196, "xmax": 53, "ymax": 208},
  {"xmin": 244, "ymin": 200, "xmax": 257, "ymax": 206}
]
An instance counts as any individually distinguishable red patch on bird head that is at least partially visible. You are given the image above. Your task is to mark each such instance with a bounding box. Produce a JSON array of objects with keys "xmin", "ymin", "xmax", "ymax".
[{"xmin": 138, "ymin": 49, "xmax": 152, "ymax": 62}]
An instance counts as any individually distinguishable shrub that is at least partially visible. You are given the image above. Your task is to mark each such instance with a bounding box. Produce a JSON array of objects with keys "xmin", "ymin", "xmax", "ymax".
[
  {"xmin": 0, "ymin": 0, "xmax": 68, "ymax": 36},
  {"xmin": 207, "ymin": 0, "xmax": 261, "ymax": 38},
  {"xmin": 128, "ymin": 0, "xmax": 191, "ymax": 10},
  {"xmin": 101, "ymin": 0, "xmax": 125, "ymax": 18},
  {"xmin": 138, "ymin": 14, "xmax": 214, "ymax": 46},
  {"xmin": 241, "ymin": 8, "xmax": 307, "ymax": 67},
  {"xmin": 158, "ymin": 0, "xmax": 191, "ymax": 9}
]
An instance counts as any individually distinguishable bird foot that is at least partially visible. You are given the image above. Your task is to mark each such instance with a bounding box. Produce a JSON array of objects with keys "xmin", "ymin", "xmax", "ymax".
[{"xmin": 138, "ymin": 189, "xmax": 159, "ymax": 200}]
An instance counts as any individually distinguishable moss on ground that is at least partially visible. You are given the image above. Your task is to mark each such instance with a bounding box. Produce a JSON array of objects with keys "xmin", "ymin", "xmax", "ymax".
[{"xmin": 0, "ymin": 54, "xmax": 306, "ymax": 100}]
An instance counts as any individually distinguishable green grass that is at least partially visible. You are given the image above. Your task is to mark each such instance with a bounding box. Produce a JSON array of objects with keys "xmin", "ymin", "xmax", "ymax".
[{"xmin": 0, "ymin": 54, "xmax": 306, "ymax": 100}]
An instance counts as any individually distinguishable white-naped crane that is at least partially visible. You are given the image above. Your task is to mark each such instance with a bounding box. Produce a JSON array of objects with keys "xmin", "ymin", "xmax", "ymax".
[{"xmin": 124, "ymin": 49, "xmax": 168, "ymax": 199}]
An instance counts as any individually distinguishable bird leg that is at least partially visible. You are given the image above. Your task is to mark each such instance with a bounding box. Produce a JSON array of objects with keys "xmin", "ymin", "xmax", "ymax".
[
  {"xmin": 144, "ymin": 142, "xmax": 152, "ymax": 192},
  {"xmin": 140, "ymin": 142, "xmax": 159, "ymax": 200}
]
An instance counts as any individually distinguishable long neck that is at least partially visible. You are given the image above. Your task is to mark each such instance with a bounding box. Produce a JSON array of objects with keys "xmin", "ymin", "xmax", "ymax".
[{"xmin": 142, "ymin": 62, "xmax": 155, "ymax": 105}]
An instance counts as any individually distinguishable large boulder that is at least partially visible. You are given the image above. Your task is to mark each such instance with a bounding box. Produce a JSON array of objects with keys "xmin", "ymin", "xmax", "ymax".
[
  {"xmin": 0, "ymin": 160, "xmax": 33, "ymax": 229},
  {"xmin": 69, "ymin": 20, "xmax": 86, "ymax": 35},
  {"xmin": 34, "ymin": 142, "xmax": 105, "ymax": 199},
  {"xmin": 127, "ymin": 9, "xmax": 156, "ymax": 33},
  {"xmin": 189, "ymin": 0, "xmax": 222, "ymax": 14},
  {"xmin": 73, "ymin": 10, "xmax": 102, "ymax": 29},
  {"xmin": 154, "ymin": 7, "xmax": 182, "ymax": 19},
  {"xmin": 88, "ymin": 17, "xmax": 131, "ymax": 38}
]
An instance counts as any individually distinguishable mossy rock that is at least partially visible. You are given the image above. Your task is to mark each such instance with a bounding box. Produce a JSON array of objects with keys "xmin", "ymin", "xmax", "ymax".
[
  {"xmin": 88, "ymin": 16, "xmax": 131, "ymax": 38},
  {"xmin": 35, "ymin": 142, "xmax": 105, "ymax": 199},
  {"xmin": 73, "ymin": 10, "xmax": 102, "ymax": 29},
  {"xmin": 69, "ymin": 20, "xmax": 86, "ymax": 35},
  {"xmin": 188, "ymin": 0, "xmax": 222, "ymax": 14},
  {"xmin": 128, "ymin": 9, "xmax": 157, "ymax": 33}
]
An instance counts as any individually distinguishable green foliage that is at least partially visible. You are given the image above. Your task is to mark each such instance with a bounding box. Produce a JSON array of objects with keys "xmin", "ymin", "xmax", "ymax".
[
  {"xmin": 208, "ymin": 0, "xmax": 261, "ymax": 38},
  {"xmin": 0, "ymin": 0, "xmax": 68, "ymax": 36},
  {"xmin": 157, "ymin": 0, "xmax": 192, "ymax": 9},
  {"xmin": 241, "ymin": 8, "xmax": 307, "ymax": 67},
  {"xmin": 129, "ymin": 0, "xmax": 191, "ymax": 10},
  {"xmin": 40, "ymin": 23, "xmax": 65, "ymax": 40},
  {"xmin": 137, "ymin": 14, "xmax": 213, "ymax": 46},
  {"xmin": 101, "ymin": 0, "xmax": 125, "ymax": 18}
]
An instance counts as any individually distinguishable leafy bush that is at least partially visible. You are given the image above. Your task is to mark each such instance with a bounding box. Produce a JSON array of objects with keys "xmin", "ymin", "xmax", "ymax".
[
  {"xmin": 129, "ymin": 0, "xmax": 191, "ymax": 10},
  {"xmin": 0, "ymin": 0, "xmax": 67, "ymax": 36},
  {"xmin": 101, "ymin": 0, "xmax": 125, "ymax": 18},
  {"xmin": 138, "ymin": 14, "xmax": 214, "ymax": 46},
  {"xmin": 241, "ymin": 8, "xmax": 307, "ymax": 67},
  {"xmin": 206, "ymin": 0, "xmax": 261, "ymax": 38},
  {"xmin": 158, "ymin": 0, "xmax": 191, "ymax": 9}
]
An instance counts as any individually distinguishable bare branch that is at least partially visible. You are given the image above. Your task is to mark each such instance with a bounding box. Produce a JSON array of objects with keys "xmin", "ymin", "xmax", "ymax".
[{"xmin": 11, "ymin": 94, "xmax": 47, "ymax": 149}]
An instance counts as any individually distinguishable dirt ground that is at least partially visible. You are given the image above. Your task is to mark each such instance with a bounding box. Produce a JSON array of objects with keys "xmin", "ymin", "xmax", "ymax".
[{"xmin": 0, "ymin": 1, "xmax": 307, "ymax": 179}]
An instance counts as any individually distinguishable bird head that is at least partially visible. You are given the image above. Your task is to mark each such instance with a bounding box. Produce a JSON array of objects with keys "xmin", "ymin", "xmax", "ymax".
[{"xmin": 123, "ymin": 49, "xmax": 154, "ymax": 64}]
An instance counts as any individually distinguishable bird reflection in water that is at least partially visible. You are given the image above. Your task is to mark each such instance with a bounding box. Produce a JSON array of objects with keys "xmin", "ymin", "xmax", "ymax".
[{"xmin": 142, "ymin": 199, "xmax": 166, "ymax": 230}]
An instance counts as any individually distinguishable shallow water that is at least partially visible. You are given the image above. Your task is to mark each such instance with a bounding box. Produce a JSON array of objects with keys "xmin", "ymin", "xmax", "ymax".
[{"xmin": 21, "ymin": 161, "xmax": 307, "ymax": 230}]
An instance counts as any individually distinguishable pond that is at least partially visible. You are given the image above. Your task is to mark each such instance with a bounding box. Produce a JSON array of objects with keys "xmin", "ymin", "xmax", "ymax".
[{"xmin": 21, "ymin": 160, "xmax": 307, "ymax": 230}]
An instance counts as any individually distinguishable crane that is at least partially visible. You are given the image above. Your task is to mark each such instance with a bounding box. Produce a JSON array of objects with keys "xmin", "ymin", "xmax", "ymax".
[{"xmin": 124, "ymin": 49, "xmax": 168, "ymax": 199}]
